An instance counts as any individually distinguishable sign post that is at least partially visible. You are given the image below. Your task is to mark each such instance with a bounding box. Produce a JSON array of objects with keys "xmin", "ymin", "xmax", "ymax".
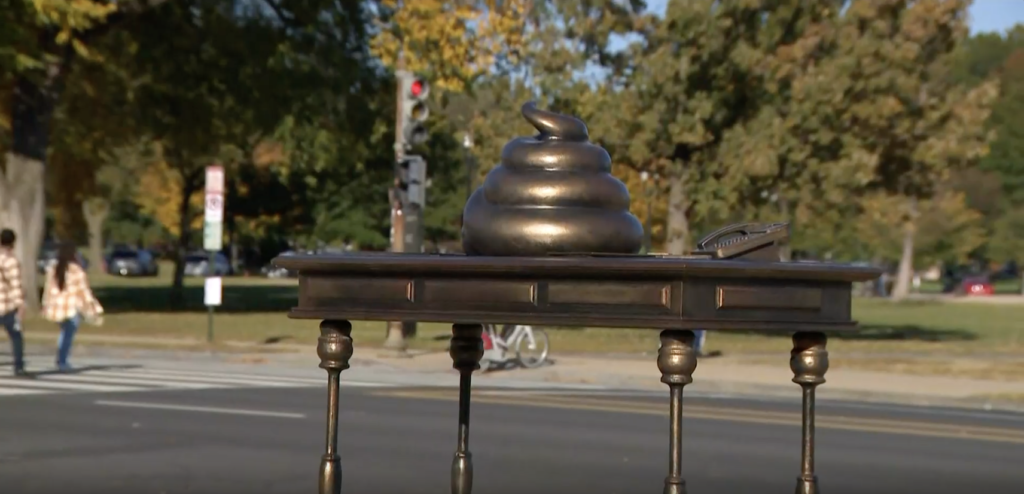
[{"xmin": 203, "ymin": 166, "xmax": 225, "ymax": 344}]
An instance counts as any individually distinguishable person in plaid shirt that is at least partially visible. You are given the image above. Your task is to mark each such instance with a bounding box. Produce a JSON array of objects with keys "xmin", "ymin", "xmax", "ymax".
[
  {"xmin": 41, "ymin": 242, "xmax": 103, "ymax": 372},
  {"xmin": 0, "ymin": 229, "xmax": 27, "ymax": 376}
]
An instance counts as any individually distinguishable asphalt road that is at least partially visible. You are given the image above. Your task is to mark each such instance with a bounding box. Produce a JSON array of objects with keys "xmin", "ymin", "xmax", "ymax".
[{"xmin": 1, "ymin": 385, "xmax": 1023, "ymax": 494}]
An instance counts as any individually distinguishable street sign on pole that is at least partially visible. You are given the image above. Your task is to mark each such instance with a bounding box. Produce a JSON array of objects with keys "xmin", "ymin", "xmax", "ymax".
[
  {"xmin": 203, "ymin": 166, "xmax": 225, "ymax": 251},
  {"xmin": 203, "ymin": 165, "xmax": 225, "ymax": 344},
  {"xmin": 204, "ymin": 277, "xmax": 223, "ymax": 306},
  {"xmin": 203, "ymin": 221, "xmax": 223, "ymax": 251},
  {"xmin": 206, "ymin": 166, "xmax": 225, "ymax": 194}
]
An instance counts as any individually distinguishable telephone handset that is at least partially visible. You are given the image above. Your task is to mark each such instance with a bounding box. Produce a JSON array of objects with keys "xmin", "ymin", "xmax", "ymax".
[{"xmin": 693, "ymin": 222, "xmax": 790, "ymax": 261}]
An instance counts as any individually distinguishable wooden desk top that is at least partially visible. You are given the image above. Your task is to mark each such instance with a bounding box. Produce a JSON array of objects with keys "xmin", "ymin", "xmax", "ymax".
[{"xmin": 274, "ymin": 253, "xmax": 882, "ymax": 332}]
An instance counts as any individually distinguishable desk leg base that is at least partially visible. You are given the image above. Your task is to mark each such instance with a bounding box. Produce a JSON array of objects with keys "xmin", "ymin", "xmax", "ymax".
[
  {"xmin": 795, "ymin": 475, "xmax": 819, "ymax": 494},
  {"xmin": 663, "ymin": 476, "xmax": 687, "ymax": 494},
  {"xmin": 451, "ymin": 451, "xmax": 474, "ymax": 494},
  {"xmin": 319, "ymin": 454, "xmax": 341, "ymax": 494}
]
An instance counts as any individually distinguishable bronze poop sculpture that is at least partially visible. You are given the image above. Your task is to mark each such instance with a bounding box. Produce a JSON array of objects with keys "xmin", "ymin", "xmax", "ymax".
[{"xmin": 461, "ymin": 102, "xmax": 644, "ymax": 256}]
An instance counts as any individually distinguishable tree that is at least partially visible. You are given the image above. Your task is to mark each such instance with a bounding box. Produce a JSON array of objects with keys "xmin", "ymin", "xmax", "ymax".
[
  {"xmin": 832, "ymin": 0, "xmax": 999, "ymax": 300},
  {"xmin": 95, "ymin": 0, "xmax": 381, "ymax": 305},
  {"xmin": 2, "ymin": 0, "xmax": 169, "ymax": 310},
  {"xmin": 856, "ymin": 187, "xmax": 985, "ymax": 270},
  {"xmin": 370, "ymin": 0, "xmax": 530, "ymax": 93},
  {"xmin": 988, "ymin": 210, "xmax": 1024, "ymax": 295},
  {"xmin": 984, "ymin": 49, "xmax": 1024, "ymax": 202},
  {"xmin": 81, "ymin": 197, "xmax": 109, "ymax": 270},
  {"xmin": 590, "ymin": 0, "xmax": 852, "ymax": 255}
]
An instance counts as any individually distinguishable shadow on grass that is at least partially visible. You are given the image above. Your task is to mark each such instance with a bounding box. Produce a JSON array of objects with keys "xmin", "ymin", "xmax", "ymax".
[
  {"xmin": 832, "ymin": 324, "xmax": 976, "ymax": 342},
  {"xmin": 94, "ymin": 285, "xmax": 297, "ymax": 313},
  {"xmin": 721, "ymin": 324, "xmax": 977, "ymax": 342},
  {"xmin": 544, "ymin": 324, "xmax": 977, "ymax": 342}
]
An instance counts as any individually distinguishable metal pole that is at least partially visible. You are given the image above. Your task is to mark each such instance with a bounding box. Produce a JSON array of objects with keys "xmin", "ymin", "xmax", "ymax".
[
  {"xmin": 384, "ymin": 57, "xmax": 409, "ymax": 355},
  {"xmin": 657, "ymin": 330, "xmax": 697, "ymax": 494},
  {"xmin": 206, "ymin": 251, "xmax": 214, "ymax": 343},
  {"xmin": 449, "ymin": 324, "xmax": 484, "ymax": 494},
  {"xmin": 791, "ymin": 331, "xmax": 828, "ymax": 494}
]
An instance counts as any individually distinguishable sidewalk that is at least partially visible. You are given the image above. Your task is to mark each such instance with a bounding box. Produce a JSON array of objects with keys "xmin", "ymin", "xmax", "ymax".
[
  {"xmin": 349, "ymin": 349, "xmax": 1024, "ymax": 412},
  {"xmin": 9, "ymin": 332, "xmax": 1024, "ymax": 412}
]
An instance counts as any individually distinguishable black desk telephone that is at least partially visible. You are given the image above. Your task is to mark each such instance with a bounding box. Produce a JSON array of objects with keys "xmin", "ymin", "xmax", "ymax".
[{"xmin": 693, "ymin": 222, "xmax": 790, "ymax": 261}]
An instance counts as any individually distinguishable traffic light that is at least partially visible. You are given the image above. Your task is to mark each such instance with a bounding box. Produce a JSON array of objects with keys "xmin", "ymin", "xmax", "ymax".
[
  {"xmin": 395, "ymin": 154, "xmax": 427, "ymax": 209},
  {"xmin": 399, "ymin": 72, "xmax": 430, "ymax": 148}
]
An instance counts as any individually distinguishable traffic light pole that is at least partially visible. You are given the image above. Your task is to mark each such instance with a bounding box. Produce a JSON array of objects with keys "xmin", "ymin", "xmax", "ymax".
[{"xmin": 383, "ymin": 62, "xmax": 411, "ymax": 357}]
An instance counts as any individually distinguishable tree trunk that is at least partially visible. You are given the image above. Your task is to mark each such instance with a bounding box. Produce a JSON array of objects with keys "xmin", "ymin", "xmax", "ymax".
[
  {"xmin": 665, "ymin": 175, "xmax": 691, "ymax": 255},
  {"xmin": 170, "ymin": 167, "xmax": 200, "ymax": 309},
  {"xmin": 891, "ymin": 204, "xmax": 918, "ymax": 302},
  {"xmin": 0, "ymin": 154, "xmax": 46, "ymax": 312},
  {"xmin": 870, "ymin": 255, "xmax": 886, "ymax": 297},
  {"xmin": 82, "ymin": 198, "xmax": 110, "ymax": 274},
  {"xmin": 1, "ymin": 71, "xmax": 61, "ymax": 312}
]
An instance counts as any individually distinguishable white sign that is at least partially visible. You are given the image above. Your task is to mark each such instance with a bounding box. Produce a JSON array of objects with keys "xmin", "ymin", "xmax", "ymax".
[
  {"xmin": 204, "ymin": 277, "xmax": 223, "ymax": 306},
  {"xmin": 203, "ymin": 221, "xmax": 223, "ymax": 251},
  {"xmin": 204, "ymin": 192, "xmax": 224, "ymax": 223},
  {"xmin": 206, "ymin": 166, "xmax": 225, "ymax": 194}
]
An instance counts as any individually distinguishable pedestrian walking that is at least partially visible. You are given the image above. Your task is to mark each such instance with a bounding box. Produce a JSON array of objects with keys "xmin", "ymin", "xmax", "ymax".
[
  {"xmin": 0, "ymin": 229, "xmax": 27, "ymax": 376},
  {"xmin": 693, "ymin": 329, "xmax": 707, "ymax": 356},
  {"xmin": 41, "ymin": 242, "xmax": 103, "ymax": 372}
]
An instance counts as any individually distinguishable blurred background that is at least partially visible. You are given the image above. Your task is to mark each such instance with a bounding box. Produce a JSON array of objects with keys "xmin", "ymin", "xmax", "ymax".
[
  {"xmin": 1, "ymin": 0, "xmax": 1023, "ymax": 375},
  {"xmin": 5, "ymin": 2, "xmax": 1024, "ymax": 493}
]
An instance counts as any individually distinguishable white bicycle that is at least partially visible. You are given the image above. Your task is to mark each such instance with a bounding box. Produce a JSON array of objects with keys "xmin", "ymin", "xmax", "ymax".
[{"xmin": 480, "ymin": 323, "xmax": 550, "ymax": 371}]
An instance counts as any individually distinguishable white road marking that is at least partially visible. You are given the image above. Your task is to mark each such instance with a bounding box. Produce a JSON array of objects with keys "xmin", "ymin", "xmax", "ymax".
[
  {"xmin": 93, "ymin": 400, "xmax": 307, "ymax": 419},
  {"xmin": 41, "ymin": 374, "xmax": 230, "ymax": 390},
  {"xmin": 84, "ymin": 370, "xmax": 305, "ymax": 388},
  {"xmin": 0, "ymin": 387, "xmax": 50, "ymax": 396},
  {"xmin": 134, "ymin": 368, "xmax": 324, "ymax": 384},
  {"xmin": 0, "ymin": 378, "xmax": 146, "ymax": 393},
  {"xmin": 0, "ymin": 367, "xmax": 399, "ymax": 398}
]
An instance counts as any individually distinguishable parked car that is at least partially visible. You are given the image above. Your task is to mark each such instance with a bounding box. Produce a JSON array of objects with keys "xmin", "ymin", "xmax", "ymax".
[
  {"xmin": 106, "ymin": 249, "xmax": 160, "ymax": 277},
  {"xmin": 260, "ymin": 250, "xmax": 299, "ymax": 278},
  {"xmin": 956, "ymin": 276, "xmax": 994, "ymax": 296},
  {"xmin": 184, "ymin": 252, "xmax": 231, "ymax": 277}
]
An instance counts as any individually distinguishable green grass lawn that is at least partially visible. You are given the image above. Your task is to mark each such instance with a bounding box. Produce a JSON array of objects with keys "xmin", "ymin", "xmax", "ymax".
[{"xmin": 15, "ymin": 269, "xmax": 1024, "ymax": 361}]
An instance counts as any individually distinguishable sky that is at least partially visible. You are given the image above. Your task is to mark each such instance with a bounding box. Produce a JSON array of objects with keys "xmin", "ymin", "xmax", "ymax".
[{"xmin": 967, "ymin": 0, "xmax": 1024, "ymax": 34}]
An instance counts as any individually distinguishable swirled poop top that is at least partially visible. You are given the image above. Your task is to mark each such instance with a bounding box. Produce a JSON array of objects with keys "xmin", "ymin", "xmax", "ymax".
[{"xmin": 461, "ymin": 102, "xmax": 644, "ymax": 256}]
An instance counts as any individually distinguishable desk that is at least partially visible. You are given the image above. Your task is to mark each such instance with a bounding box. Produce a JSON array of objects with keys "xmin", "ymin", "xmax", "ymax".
[{"xmin": 275, "ymin": 253, "xmax": 880, "ymax": 494}]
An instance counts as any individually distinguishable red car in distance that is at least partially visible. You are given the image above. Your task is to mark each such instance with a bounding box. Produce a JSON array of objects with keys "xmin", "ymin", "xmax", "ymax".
[{"xmin": 959, "ymin": 276, "xmax": 994, "ymax": 296}]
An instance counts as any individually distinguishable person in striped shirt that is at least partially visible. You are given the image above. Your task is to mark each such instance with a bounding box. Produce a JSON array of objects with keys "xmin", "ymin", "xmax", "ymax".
[
  {"xmin": 41, "ymin": 242, "xmax": 104, "ymax": 372},
  {"xmin": 1, "ymin": 229, "xmax": 27, "ymax": 376}
]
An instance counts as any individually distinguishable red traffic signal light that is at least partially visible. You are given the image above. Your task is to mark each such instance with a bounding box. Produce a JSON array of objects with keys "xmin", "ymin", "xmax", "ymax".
[{"xmin": 407, "ymin": 77, "xmax": 429, "ymax": 100}]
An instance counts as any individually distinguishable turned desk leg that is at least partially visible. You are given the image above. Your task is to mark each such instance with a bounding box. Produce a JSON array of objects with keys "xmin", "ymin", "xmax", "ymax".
[
  {"xmin": 791, "ymin": 332, "xmax": 829, "ymax": 494},
  {"xmin": 317, "ymin": 320, "xmax": 354, "ymax": 494},
  {"xmin": 449, "ymin": 324, "xmax": 485, "ymax": 494},
  {"xmin": 657, "ymin": 330, "xmax": 698, "ymax": 494}
]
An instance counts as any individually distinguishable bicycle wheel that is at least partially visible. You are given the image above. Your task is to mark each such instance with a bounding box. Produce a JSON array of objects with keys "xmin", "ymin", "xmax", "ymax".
[{"xmin": 513, "ymin": 327, "xmax": 550, "ymax": 369}]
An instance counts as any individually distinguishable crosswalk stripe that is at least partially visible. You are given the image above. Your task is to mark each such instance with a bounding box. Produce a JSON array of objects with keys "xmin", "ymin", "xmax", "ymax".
[
  {"xmin": 0, "ymin": 377, "xmax": 147, "ymax": 393},
  {"xmin": 0, "ymin": 366, "xmax": 403, "ymax": 398},
  {"xmin": 133, "ymin": 368, "xmax": 324, "ymax": 384},
  {"xmin": 39, "ymin": 374, "xmax": 231, "ymax": 390},
  {"xmin": 0, "ymin": 387, "xmax": 50, "ymax": 396},
  {"xmin": 83, "ymin": 370, "xmax": 308, "ymax": 388}
]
